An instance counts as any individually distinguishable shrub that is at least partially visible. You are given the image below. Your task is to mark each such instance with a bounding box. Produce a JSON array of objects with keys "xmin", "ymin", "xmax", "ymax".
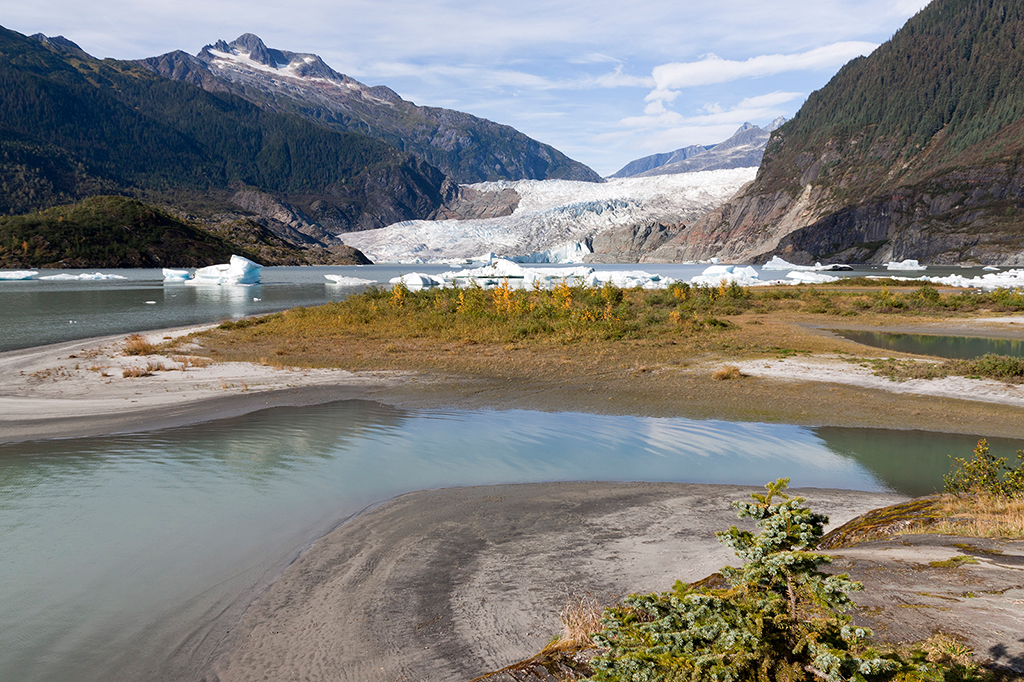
[
  {"xmin": 588, "ymin": 479, "xmax": 942, "ymax": 682},
  {"xmin": 944, "ymin": 439, "xmax": 1024, "ymax": 498},
  {"xmin": 712, "ymin": 364, "xmax": 743, "ymax": 380}
]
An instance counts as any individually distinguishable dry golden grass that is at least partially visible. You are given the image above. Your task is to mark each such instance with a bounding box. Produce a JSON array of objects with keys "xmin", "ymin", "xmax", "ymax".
[
  {"xmin": 932, "ymin": 494, "xmax": 1024, "ymax": 538},
  {"xmin": 169, "ymin": 354, "xmax": 213, "ymax": 369},
  {"xmin": 122, "ymin": 333, "xmax": 158, "ymax": 356},
  {"xmin": 543, "ymin": 594, "xmax": 605, "ymax": 653},
  {"xmin": 122, "ymin": 366, "xmax": 151, "ymax": 378},
  {"xmin": 712, "ymin": 364, "xmax": 743, "ymax": 380}
]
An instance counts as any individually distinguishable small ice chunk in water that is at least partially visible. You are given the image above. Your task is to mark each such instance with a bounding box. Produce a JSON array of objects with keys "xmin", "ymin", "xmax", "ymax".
[{"xmin": 188, "ymin": 255, "xmax": 262, "ymax": 285}]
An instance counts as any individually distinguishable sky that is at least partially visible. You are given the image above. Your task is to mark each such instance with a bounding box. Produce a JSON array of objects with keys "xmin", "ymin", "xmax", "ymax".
[{"xmin": 3, "ymin": 0, "xmax": 933, "ymax": 176}]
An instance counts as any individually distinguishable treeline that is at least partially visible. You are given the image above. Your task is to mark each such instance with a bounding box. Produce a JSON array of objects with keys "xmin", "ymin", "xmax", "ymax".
[{"xmin": 0, "ymin": 195, "xmax": 245, "ymax": 267}]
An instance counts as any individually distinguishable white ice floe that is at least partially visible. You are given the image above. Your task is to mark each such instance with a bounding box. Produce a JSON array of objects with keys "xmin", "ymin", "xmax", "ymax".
[
  {"xmin": 0, "ymin": 270, "xmax": 38, "ymax": 280},
  {"xmin": 886, "ymin": 259, "xmax": 926, "ymax": 271},
  {"xmin": 761, "ymin": 256, "xmax": 850, "ymax": 272},
  {"xmin": 186, "ymin": 255, "xmax": 262, "ymax": 285},
  {"xmin": 983, "ymin": 266, "xmax": 1000, "ymax": 271},
  {"xmin": 883, "ymin": 268, "xmax": 1024, "ymax": 291},
  {"xmin": 325, "ymin": 274, "xmax": 376, "ymax": 286},
  {"xmin": 39, "ymin": 272, "xmax": 127, "ymax": 281},
  {"xmin": 389, "ymin": 273, "xmax": 445, "ymax": 289},
  {"xmin": 785, "ymin": 271, "xmax": 839, "ymax": 284},
  {"xmin": 162, "ymin": 268, "xmax": 191, "ymax": 281},
  {"xmin": 341, "ymin": 169, "xmax": 756, "ymax": 262}
]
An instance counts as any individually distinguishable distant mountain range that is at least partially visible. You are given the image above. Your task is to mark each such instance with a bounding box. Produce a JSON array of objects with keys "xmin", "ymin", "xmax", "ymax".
[
  {"xmin": 139, "ymin": 34, "xmax": 601, "ymax": 184},
  {"xmin": 0, "ymin": 26, "xmax": 603, "ymax": 267},
  {"xmin": 610, "ymin": 118, "xmax": 786, "ymax": 179},
  {"xmin": 643, "ymin": 0, "xmax": 1024, "ymax": 266}
]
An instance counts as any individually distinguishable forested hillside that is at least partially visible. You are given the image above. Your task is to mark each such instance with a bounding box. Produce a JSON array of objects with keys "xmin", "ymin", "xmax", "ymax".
[
  {"xmin": 645, "ymin": 0, "xmax": 1024, "ymax": 266},
  {"xmin": 0, "ymin": 26, "xmax": 454, "ymax": 236}
]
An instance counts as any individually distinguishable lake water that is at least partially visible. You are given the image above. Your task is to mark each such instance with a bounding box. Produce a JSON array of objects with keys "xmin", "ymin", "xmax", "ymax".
[
  {"xmin": 834, "ymin": 329, "xmax": 1024, "ymax": 359},
  {"xmin": 0, "ymin": 262, "xmax": 1014, "ymax": 681},
  {"xmin": 2, "ymin": 399, "xmax": 1019, "ymax": 682}
]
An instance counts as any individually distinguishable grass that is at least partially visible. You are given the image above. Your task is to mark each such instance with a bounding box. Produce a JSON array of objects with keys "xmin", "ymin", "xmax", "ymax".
[
  {"xmin": 122, "ymin": 333, "xmax": 158, "ymax": 356},
  {"xmin": 183, "ymin": 281, "xmax": 1024, "ymax": 370},
  {"xmin": 869, "ymin": 355, "xmax": 1024, "ymax": 384},
  {"xmin": 542, "ymin": 594, "xmax": 605, "ymax": 654},
  {"xmin": 931, "ymin": 495, "xmax": 1024, "ymax": 538},
  {"xmin": 711, "ymin": 364, "xmax": 743, "ymax": 380}
]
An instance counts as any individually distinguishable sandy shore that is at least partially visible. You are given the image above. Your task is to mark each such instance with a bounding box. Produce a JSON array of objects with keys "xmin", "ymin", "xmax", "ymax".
[
  {"xmin": 0, "ymin": 326, "xmax": 415, "ymax": 443},
  {"xmin": 3, "ymin": 316, "xmax": 1024, "ymax": 443},
  {"xmin": 195, "ymin": 483, "xmax": 909, "ymax": 682}
]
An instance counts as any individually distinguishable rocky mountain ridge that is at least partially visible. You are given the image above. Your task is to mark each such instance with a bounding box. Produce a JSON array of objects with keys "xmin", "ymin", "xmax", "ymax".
[
  {"xmin": 611, "ymin": 118, "xmax": 785, "ymax": 179},
  {"xmin": 644, "ymin": 0, "xmax": 1024, "ymax": 266},
  {"xmin": 140, "ymin": 34, "xmax": 601, "ymax": 185}
]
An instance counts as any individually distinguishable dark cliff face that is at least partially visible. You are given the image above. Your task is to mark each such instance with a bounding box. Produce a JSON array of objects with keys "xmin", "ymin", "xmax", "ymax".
[
  {"xmin": 139, "ymin": 34, "xmax": 602, "ymax": 185},
  {"xmin": 654, "ymin": 0, "xmax": 1024, "ymax": 265}
]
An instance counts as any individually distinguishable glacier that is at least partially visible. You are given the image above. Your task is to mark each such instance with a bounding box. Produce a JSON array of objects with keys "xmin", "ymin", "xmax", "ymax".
[{"xmin": 340, "ymin": 169, "xmax": 756, "ymax": 263}]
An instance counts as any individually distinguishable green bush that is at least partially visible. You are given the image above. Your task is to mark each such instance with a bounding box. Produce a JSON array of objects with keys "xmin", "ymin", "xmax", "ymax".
[
  {"xmin": 588, "ymin": 480, "xmax": 948, "ymax": 682},
  {"xmin": 944, "ymin": 439, "xmax": 1024, "ymax": 498}
]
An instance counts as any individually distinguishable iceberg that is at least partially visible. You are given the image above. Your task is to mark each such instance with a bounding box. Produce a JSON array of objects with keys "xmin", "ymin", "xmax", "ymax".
[
  {"xmin": 786, "ymin": 271, "xmax": 839, "ymax": 283},
  {"xmin": 0, "ymin": 270, "xmax": 38, "ymax": 280},
  {"xmin": 886, "ymin": 259, "xmax": 926, "ymax": 271},
  {"xmin": 162, "ymin": 268, "xmax": 191, "ymax": 282},
  {"xmin": 389, "ymin": 273, "xmax": 444, "ymax": 289},
  {"xmin": 325, "ymin": 274, "xmax": 376, "ymax": 286},
  {"xmin": 39, "ymin": 272, "xmax": 127, "ymax": 280},
  {"xmin": 689, "ymin": 265, "xmax": 765, "ymax": 287},
  {"xmin": 983, "ymin": 266, "xmax": 1000, "ymax": 271},
  {"xmin": 187, "ymin": 255, "xmax": 262, "ymax": 285},
  {"xmin": 761, "ymin": 256, "xmax": 849, "ymax": 272}
]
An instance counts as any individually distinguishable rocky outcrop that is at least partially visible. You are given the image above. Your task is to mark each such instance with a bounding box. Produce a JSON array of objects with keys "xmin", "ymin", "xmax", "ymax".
[
  {"xmin": 434, "ymin": 185, "xmax": 521, "ymax": 220},
  {"xmin": 587, "ymin": 221, "xmax": 682, "ymax": 263}
]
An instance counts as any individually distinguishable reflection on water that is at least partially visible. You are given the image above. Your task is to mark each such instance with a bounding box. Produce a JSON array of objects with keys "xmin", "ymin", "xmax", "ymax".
[
  {"xmin": 834, "ymin": 329, "xmax": 1024, "ymax": 359},
  {"xmin": 1, "ymin": 401, "xmax": 1018, "ymax": 682}
]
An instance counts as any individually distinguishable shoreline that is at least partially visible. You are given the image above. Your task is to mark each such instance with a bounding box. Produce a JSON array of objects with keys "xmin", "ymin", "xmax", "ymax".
[
  {"xmin": 3, "ymin": 319, "xmax": 1024, "ymax": 443},
  {"xmin": 195, "ymin": 482, "xmax": 910, "ymax": 682}
]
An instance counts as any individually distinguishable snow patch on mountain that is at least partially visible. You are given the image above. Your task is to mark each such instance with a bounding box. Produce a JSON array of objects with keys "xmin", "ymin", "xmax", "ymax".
[{"xmin": 340, "ymin": 168, "xmax": 756, "ymax": 262}]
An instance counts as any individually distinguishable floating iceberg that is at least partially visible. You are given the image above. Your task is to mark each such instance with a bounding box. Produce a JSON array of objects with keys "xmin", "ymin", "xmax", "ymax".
[
  {"xmin": 983, "ymin": 266, "xmax": 1000, "ymax": 271},
  {"xmin": 39, "ymin": 272, "xmax": 127, "ymax": 281},
  {"xmin": 761, "ymin": 256, "xmax": 850, "ymax": 272},
  {"xmin": 389, "ymin": 273, "xmax": 444, "ymax": 289},
  {"xmin": 0, "ymin": 270, "xmax": 38, "ymax": 280},
  {"xmin": 325, "ymin": 274, "xmax": 376, "ymax": 286},
  {"xmin": 689, "ymin": 264, "xmax": 766, "ymax": 287},
  {"xmin": 886, "ymin": 259, "xmax": 926, "ymax": 271},
  {"xmin": 162, "ymin": 268, "xmax": 191, "ymax": 281},
  {"xmin": 186, "ymin": 255, "xmax": 262, "ymax": 285},
  {"xmin": 786, "ymin": 271, "xmax": 839, "ymax": 284}
]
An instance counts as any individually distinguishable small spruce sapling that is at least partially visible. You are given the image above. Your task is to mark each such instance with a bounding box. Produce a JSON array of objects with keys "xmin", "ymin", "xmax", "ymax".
[{"xmin": 588, "ymin": 479, "xmax": 934, "ymax": 682}]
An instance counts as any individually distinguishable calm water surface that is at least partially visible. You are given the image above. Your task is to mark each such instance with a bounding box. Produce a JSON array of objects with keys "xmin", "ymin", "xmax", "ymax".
[
  {"xmin": 2, "ymin": 400, "xmax": 1021, "ymax": 682},
  {"xmin": 834, "ymin": 329, "xmax": 1024, "ymax": 359}
]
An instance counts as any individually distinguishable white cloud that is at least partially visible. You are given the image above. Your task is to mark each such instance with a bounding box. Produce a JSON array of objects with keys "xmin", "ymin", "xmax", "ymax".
[{"xmin": 646, "ymin": 41, "xmax": 877, "ymax": 101}]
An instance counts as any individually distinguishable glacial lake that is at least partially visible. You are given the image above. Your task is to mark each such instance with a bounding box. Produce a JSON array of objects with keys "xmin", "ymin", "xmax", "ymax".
[
  {"xmin": 0, "ymin": 261, "xmax": 1015, "ymax": 681},
  {"xmin": 2, "ymin": 399, "xmax": 1020, "ymax": 682},
  {"xmin": 834, "ymin": 329, "xmax": 1024, "ymax": 359}
]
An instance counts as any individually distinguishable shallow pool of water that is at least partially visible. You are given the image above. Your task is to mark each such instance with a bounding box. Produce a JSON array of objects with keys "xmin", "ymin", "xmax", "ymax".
[
  {"xmin": 834, "ymin": 329, "xmax": 1024, "ymax": 359},
  {"xmin": 1, "ymin": 400, "xmax": 1018, "ymax": 682}
]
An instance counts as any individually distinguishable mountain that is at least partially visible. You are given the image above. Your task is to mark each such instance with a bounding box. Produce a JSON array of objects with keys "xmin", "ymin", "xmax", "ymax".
[
  {"xmin": 0, "ymin": 25, "xmax": 458, "ymax": 262},
  {"xmin": 610, "ymin": 118, "xmax": 785, "ymax": 179},
  {"xmin": 644, "ymin": 0, "xmax": 1024, "ymax": 265},
  {"xmin": 139, "ymin": 34, "xmax": 601, "ymax": 184}
]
